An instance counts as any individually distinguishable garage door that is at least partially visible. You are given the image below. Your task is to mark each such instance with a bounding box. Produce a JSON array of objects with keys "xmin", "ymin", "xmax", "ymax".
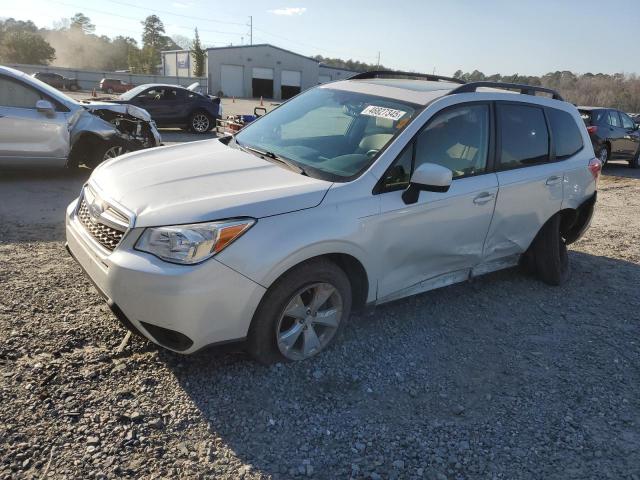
[
  {"xmin": 220, "ymin": 65, "xmax": 244, "ymax": 98},
  {"xmin": 281, "ymin": 70, "xmax": 301, "ymax": 100},
  {"xmin": 252, "ymin": 67, "xmax": 274, "ymax": 99}
]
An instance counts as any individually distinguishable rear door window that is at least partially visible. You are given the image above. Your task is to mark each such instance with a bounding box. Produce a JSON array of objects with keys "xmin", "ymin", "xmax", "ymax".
[
  {"xmin": 547, "ymin": 108, "xmax": 583, "ymax": 160},
  {"xmin": 620, "ymin": 112, "xmax": 635, "ymax": 130},
  {"xmin": 608, "ymin": 110, "xmax": 621, "ymax": 128},
  {"xmin": 497, "ymin": 104, "xmax": 550, "ymax": 169}
]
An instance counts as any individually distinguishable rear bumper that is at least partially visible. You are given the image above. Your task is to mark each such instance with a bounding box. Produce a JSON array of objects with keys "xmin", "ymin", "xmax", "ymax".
[
  {"xmin": 564, "ymin": 192, "xmax": 597, "ymax": 245},
  {"xmin": 65, "ymin": 199, "xmax": 266, "ymax": 353}
]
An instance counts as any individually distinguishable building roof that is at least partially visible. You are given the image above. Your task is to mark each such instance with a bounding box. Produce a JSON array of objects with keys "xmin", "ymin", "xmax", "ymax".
[{"xmin": 203, "ymin": 43, "xmax": 319, "ymax": 63}]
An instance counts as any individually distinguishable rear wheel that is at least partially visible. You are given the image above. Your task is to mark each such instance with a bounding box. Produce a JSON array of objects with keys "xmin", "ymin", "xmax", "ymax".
[
  {"xmin": 190, "ymin": 111, "xmax": 213, "ymax": 133},
  {"xmin": 530, "ymin": 214, "xmax": 570, "ymax": 286},
  {"xmin": 629, "ymin": 149, "xmax": 640, "ymax": 169},
  {"xmin": 247, "ymin": 259, "xmax": 352, "ymax": 364}
]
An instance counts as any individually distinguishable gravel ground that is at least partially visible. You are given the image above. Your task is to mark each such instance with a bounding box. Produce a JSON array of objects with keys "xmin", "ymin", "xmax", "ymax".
[{"xmin": 0, "ymin": 160, "xmax": 639, "ymax": 480}]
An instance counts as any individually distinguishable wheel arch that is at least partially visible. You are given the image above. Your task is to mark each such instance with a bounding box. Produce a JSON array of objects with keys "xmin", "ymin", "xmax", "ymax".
[
  {"xmin": 67, "ymin": 131, "xmax": 105, "ymax": 167},
  {"xmin": 260, "ymin": 251, "xmax": 372, "ymax": 314}
]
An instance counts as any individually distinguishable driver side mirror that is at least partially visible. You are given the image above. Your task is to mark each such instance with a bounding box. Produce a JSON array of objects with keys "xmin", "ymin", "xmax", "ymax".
[
  {"xmin": 36, "ymin": 99, "xmax": 55, "ymax": 116},
  {"xmin": 401, "ymin": 163, "xmax": 453, "ymax": 205}
]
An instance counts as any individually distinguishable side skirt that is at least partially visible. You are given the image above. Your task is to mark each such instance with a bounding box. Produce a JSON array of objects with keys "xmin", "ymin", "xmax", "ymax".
[{"xmin": 376, "ymin": 254, "xmax": 521, "ymax": 306}]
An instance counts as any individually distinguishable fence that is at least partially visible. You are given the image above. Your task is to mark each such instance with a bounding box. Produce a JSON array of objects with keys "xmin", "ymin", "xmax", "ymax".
[{"xmin": 7, "ymin": 64, "xmax": 208, "ymax": 93}]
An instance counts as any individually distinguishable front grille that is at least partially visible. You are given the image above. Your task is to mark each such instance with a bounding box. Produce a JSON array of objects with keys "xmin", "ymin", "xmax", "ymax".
[{"xmin": 77, "ymin": 198, "xmax": 125, "ymax": 251}]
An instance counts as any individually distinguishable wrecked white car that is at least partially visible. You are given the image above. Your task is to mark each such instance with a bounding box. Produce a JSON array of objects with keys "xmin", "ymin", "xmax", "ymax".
[{"xmin": 0, "ymin": 65, "xmax": 161, "ymax": 169}]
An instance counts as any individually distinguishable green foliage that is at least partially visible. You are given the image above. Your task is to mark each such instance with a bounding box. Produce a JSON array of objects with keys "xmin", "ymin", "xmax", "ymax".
[
  {"xmin": 191, "ymin": 28, "xmax": 206, "ymax": 77},
  {"xmin": 313, "ymin": 55, "xmax": 389, "ymax": 73},
  {"xmin": 70, "ymin": 13, "xmax": 95, "ymax": 34},
  {"xmin": 140, "ymin": 15, "xmax": 167, "ymax": 73},
  {"xmin": 453, "ymin": 69, "xmax": 640, "ymax": 112},
  {"xmin": 1, "ymin": 30, "xmax": 55, "ymax": 64}
]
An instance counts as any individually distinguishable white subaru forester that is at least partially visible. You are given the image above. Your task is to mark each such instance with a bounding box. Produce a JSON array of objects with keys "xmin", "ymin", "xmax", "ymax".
[{"xmin": 66, "ymin": 72, "xmax": 600, "ymax": 363}]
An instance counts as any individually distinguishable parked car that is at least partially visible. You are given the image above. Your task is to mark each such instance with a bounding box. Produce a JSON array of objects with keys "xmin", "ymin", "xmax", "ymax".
[
  {"xmin": 0, "ymin": 66, "xmax": 161, "ymax": 168},
  {"xmin": 32, "ymin": 71, "xmax": 80, "ymax": 91},
  {"xmin": 99, "ymin": 78, "xmax": 134, "ymax": 94},
  {"xmin": 66, "ymin": 72, "xmax": 600, "ymax": 363},
  {"xmin": 579, "ymin": 106, "xmax": 640, "ymax": 168},
  {"xmin": 105, "ymin": 82, "xmax": 221, "ymax": 133},
  {"xmin": 629, "ymin": 113, "xmax": 640, "ymax": 125}
]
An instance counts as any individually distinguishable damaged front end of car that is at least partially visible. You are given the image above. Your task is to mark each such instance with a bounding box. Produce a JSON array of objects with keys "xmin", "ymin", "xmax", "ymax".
[{"xmin": 68, "ymin": 103, "xmax": 162, "ymax": 168}]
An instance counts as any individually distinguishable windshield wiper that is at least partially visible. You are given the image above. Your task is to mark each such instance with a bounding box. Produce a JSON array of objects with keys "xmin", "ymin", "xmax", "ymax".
[{"xmin": 236, "ymin": 142, "xmax": 306, "ymax": 175}]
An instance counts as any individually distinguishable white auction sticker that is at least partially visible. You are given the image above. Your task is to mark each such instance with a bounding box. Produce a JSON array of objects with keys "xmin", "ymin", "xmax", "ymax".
[{"xmin": 360, "ymin": 105, "xmax": 407, "ymax": 121}]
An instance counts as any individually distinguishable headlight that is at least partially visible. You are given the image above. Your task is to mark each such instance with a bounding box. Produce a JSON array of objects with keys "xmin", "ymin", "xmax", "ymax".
[{"xmin": 135, "ymin": 218, "xmax": 255, "ymax": 265}]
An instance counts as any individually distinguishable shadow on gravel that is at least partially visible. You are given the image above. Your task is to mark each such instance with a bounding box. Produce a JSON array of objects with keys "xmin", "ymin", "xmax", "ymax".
[
  {"xmin": 0, "ymin": 168, "xmax": 89, "ymax": 243},
  {"xmin": 159, "ymin": 250, "xmax": 640, "ymax": 479},
  {"xmin": 601, "ymin": 162, "xmax": 640, "ymax": 179}
]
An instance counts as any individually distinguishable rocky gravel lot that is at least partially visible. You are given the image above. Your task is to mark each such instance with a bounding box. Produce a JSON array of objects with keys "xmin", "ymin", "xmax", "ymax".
[{"xmin": 1, "ymin": 161, "xmax": 639, "ymax": 480}]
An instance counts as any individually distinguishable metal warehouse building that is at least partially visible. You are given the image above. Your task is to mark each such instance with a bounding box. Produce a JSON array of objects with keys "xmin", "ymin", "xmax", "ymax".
[{"xmin": 161, "ymin": 44, "xmax": 355, "ymax": 100}]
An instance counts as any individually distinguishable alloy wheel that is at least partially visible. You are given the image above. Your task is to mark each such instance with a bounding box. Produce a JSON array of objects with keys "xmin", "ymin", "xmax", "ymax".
[
  {"xmin": 103, "ymin": 145, "xmax": 124, "ymax": 161},
  {"xmin": 276, "ymin": 282, "xmax": 343, "ymax": 361},
  {"xmin": 192, "ymin": 114, "xmax": 210, "ymax": 133}
]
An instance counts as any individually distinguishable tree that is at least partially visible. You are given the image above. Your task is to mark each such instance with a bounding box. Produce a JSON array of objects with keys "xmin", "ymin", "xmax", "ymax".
[
  {"xmin": 2, "ymin": 30, "xmax": 55, "ymax": 64},
  {"xmin": 70, "ymin": 13, "xmax": 95, "ymax": 34},
  {"xmin": 172, "ymin": 34, "xmax": 191, "ymax": 50},
  {"xmin": 191, "ymin": 28, "xmax": 206, "ymax": 77},
  {"xmin": 140, "ymin": 15, "xmax": 167, "ymax": 73}
]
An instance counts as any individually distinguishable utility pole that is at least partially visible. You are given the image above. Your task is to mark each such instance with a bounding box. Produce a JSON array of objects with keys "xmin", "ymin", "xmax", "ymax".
[
  {"xmin": 376, "ymin": 51, "xmax": 380, "ymax": 69},
  {"xmin": 248, "ymin": 16, "xmax": 253, "ymax": 45}
]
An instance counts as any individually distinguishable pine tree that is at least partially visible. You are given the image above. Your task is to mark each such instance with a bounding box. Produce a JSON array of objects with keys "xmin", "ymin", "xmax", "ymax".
[{"xmin": 191, "ymin": 28, "xmax": 205, "ymax": 77}]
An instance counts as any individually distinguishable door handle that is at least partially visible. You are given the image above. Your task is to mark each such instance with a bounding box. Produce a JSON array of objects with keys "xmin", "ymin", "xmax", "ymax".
[
  {"xmin": 473, "ymin": 192, "xmax": 495, "ymax": 205},
  {"xmin": 545, "ymin": 175, "xmax": 562, "ymax": 185}
]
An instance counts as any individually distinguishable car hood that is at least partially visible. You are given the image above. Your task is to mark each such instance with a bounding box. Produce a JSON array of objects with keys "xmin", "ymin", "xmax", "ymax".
[
  {"xmin": 90, "ymin": 139, "xmax": 332, "ymax": 227},
  {"xmin": 83, "ymin": 101, "xmax": 152, "ymax": 122}
]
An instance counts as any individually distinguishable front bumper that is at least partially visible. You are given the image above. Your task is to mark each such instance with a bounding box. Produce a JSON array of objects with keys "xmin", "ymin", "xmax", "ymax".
[{"xmin": 65, "ymin": 199, "xmax": 266, "ymax": 353}]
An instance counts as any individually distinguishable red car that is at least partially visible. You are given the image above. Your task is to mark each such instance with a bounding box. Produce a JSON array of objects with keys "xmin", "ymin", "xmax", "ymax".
[{"xmin": 100, "ymin": 78, "xmax": 134, "ymax": 94}]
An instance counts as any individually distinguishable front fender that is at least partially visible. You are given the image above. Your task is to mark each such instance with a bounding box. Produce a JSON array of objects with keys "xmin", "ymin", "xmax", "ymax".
[{"xmin": 215, "ymin": 204, "xmax": 378, "ymax": 304}]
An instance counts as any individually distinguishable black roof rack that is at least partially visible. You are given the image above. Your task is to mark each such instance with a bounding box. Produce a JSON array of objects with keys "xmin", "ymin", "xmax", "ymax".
[
  {"xmin": 349, "ymin": 70, "xmax": 465, "ymax": 85},
  {"xmin": 449, "ymin": 81, "xmax": 564, "ymax": 101}
]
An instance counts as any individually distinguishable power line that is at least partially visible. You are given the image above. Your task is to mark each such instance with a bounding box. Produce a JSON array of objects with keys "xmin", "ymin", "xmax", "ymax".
[
  {"xmin": 48, "ymin": 0, "xmax": 247, "ymax": 37},
  {"xmin": 101, "ymin": 0, "xmax": 247, "ymax": 26}
]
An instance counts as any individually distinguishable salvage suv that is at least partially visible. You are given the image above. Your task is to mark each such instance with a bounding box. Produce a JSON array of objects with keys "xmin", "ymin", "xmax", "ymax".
[
  {"xmin": 0, "ymin": 66, "xmax": 160, "ymax": 168},
  {"xmin": 66, "ymin": 71, "xmax": 600, "ymax": 363}
]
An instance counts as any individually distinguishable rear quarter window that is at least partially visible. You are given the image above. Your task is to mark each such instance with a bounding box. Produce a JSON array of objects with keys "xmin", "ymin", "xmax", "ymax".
[{"xmin": 547, "ymin": 108, "xmax": 583, "ymax": 160}]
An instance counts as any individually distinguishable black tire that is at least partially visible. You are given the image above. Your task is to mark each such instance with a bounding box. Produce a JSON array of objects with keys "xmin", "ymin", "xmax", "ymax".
[
  {"xmin": 629, "ymin": 149, "xmax": 640, "ymax": 169},
  {"xmin": 85, "ymin": 140, "xmax": 128, "ymax": 169},
  {"xmin": 247, "ymin": 259, "xmax": 352, "ymax": 365},
  {"xmin": 597, "ymin": 145, "xmax": 609, "ymax": 167},
  {"xmin": 189, "ymin": 111, "xmax": 213, "ymax": 133},
  {"xmin": 531, "ymin": 214, "xmax": 570, "ymax": 286}
]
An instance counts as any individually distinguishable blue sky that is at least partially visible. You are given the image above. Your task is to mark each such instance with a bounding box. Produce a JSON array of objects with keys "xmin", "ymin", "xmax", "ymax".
[{"xmin": 6, "ymin": 0, "xmax": 640, "ymax": 75}]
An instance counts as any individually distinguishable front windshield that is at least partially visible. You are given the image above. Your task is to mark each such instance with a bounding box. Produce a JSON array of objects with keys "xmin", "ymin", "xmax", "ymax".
[
  {"xmin": 118, "ymin": 84, "xmax": 148, "ymax": 100},
  {"xmin": 235, "ymin": 87, "xmax": 419, "ymax": 180}
]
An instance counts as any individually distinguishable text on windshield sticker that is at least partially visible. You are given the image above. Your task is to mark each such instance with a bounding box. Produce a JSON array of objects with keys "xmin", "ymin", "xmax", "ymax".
[{"xmin": 360, "ymin": 105, "xmax": 407, "ymax": 121}]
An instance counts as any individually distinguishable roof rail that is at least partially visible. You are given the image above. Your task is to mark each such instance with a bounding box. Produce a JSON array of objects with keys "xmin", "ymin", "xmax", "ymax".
[
  {"xmin": 349, "ymin": 70, "xmax": 465, "ymax": 85},
  {"xmin": 449, "ymin": 81, "xmax": 564, "ymax": 101}
]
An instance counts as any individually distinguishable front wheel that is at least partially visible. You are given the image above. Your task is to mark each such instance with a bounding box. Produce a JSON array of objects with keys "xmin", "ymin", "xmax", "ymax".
[
  {"xmin": 531, "ymin": 214, "xmax": 570, "ymax": 286},
  {"xmin": 247, "ymin": 259, "xmax": 352, "ymax": 364},
  {"xmin": 189, "ymin": 111, "xmax": 213, "ymax": 133},
  {"xmin": 85, "ymin": 141, "xmax": 128, "ymax": 169}
]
